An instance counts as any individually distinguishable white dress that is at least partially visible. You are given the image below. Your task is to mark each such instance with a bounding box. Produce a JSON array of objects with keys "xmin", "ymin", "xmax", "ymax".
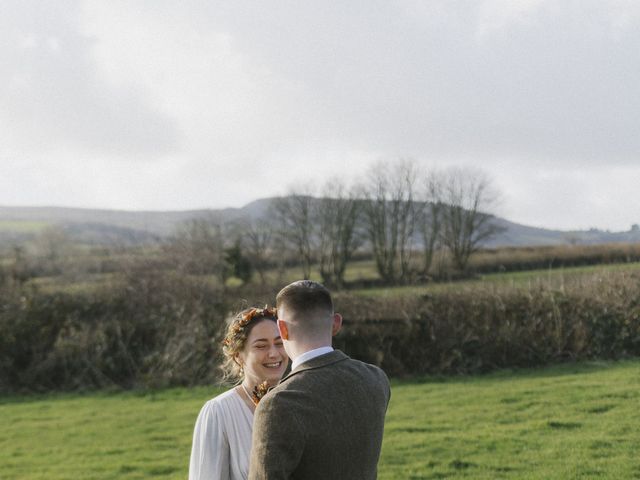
[{"xmin": 189, "ymin": 389, "xmax": 254, "ymax": 480}]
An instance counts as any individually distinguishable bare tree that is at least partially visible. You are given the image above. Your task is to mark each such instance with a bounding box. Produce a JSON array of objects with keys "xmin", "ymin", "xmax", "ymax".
[
  {"xmin": 316, "ymin": 178, "xmax": 363, "ymax": 288},
  {"xmin": 244, "ymin": 218, "xmax": 274, "ymax": 284},
  {"xmin": 32, "ymin": 226, "xmax": 74, "ymax": 276},
  {"xmin": 416, "ymin": 170, "xmax": 443, "ymax": 277},
  {"xmin": 272, "ymin": 185, "xmax": 316, "ymax": 279},
  {"xmin": 168, "ymin": 218, "xmax": 228, "ymax": 284},
  {"xmin": 440, "ymin": 167, "xmax": 502, "ymax": 273},
  {"xmin": 360, "ymin": 160, "xmax": 418, "ymax": 284},
  {"xmin": 9, "ymin": 245, "xmax": 30, "ymax": 284}
]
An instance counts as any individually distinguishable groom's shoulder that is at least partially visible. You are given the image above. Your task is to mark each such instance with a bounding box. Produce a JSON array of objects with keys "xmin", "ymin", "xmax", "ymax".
[
  {"xmin": 343, "ymin": 355, "xmax": 389, "ymax": 381},
  {"xmin": 339, "ymin": 355, "xmax": 390, "ymax": 401}
]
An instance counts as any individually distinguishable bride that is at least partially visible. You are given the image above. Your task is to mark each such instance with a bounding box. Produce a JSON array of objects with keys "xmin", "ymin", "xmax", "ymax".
[{"xmin": 189, "ymin": 306, "xmax": 289, "ymax": 480}]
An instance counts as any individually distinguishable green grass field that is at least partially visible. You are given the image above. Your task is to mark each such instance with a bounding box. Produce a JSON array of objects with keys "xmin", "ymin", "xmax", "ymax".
[
  {"xmin": 382, "ymin": 360, "xmax": 640, "ymax": 479},
  {"xmin": 21, "ymin": 256, "xmax": 640, "ymax": 298},
  {"xmin": 2, "ymin": 360, "xmax": 639, "ymax": 479},
  {"xmin": 354, "ymin": 261, "xmax": 640, "ymax": 297}
]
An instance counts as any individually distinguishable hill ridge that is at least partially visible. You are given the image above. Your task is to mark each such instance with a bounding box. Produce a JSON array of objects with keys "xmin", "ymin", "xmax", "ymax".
[{"xmin": 0, "ymin": 199, "xmax": 638, "ymax": 247}]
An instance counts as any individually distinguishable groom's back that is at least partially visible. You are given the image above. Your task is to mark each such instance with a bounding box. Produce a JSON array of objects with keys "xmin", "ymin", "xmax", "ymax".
[{"xmin": 250, "ymin": 351, "xmax": 390, "ymax": 480}]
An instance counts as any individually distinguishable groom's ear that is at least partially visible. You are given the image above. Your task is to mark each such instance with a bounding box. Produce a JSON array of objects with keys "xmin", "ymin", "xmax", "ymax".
[
  {"xmin": 277, "ymin": 319, "xmax": 289, "ymax": 340},
  {"xmin": 331, "ymin": 313, "xmax": 343, "ymax": 336}
]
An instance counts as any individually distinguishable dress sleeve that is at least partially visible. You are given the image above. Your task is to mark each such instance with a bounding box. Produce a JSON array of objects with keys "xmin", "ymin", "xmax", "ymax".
[
  {"xmin": 189, "ymin": 400, "xmax": 231, "ymax": 480},
  {"xmin": 248, "ymin": 392, "xmax": 304, "ymax": 480}
]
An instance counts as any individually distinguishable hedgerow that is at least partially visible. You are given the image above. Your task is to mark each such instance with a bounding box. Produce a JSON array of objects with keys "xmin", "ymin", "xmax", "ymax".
[{"xmin": 2, "ymin": 269, "xmax": 640, "ymax": 392}]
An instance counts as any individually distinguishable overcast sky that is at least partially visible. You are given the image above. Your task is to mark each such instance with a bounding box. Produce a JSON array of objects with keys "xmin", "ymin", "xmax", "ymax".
[{"xmin": 1, "ymin": 1, "xmax": 639, "ymax": 231}]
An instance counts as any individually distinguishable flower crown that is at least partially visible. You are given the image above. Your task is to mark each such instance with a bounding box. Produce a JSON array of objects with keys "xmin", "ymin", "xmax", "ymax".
[{"xmin": 223, "ymin": 306, "xmax": 277, "ymax": 347}]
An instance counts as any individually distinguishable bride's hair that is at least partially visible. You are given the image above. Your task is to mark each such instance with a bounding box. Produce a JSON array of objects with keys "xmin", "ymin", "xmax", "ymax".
[{"xmin": 220, "ymin": 306, "xmax": 278, "ymax": 384}]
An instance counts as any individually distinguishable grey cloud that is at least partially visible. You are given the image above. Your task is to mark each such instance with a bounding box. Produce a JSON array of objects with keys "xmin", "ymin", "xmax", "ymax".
[
  {"xmin": 180, "ymin": 0, "xmax": 640, "ymax": 165},
  {"xmin": 0, "ymin": 0, "xmax": 180, "ymax": 157}
]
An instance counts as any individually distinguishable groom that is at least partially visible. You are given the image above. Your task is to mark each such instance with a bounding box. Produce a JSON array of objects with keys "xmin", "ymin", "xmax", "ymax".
[{"xmin": 249, "ymin": 280, "xmax": 391, "ymax": 480}]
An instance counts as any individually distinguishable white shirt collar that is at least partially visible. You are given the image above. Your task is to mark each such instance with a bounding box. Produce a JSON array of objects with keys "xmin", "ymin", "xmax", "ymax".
[{"xmin": 291, "ymin": 346, "xmax": 334, "ymax": 371}]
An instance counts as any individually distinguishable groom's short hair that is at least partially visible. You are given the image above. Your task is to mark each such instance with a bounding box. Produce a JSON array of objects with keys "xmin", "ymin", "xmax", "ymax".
[{"xmin": 276, "ymin": 280, "xmax": 333, "ymax": 327}]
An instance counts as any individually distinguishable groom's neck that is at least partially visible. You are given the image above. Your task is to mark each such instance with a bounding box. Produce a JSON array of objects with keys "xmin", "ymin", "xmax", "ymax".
[{"xmin": 286, "ymin": 338, "xmax": 332, "ymax": 363}]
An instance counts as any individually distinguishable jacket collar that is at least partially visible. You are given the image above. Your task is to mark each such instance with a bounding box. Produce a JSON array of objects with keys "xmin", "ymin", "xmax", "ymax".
[{"xmin": 280, "ymin": 350, "xmax": 349, "ymax": 383}]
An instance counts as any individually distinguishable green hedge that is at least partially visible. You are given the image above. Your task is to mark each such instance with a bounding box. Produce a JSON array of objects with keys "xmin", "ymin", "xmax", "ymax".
[
  {"xmin": 2, "ymin": 271, "xmax": 640, "ymax": 392},
  {"xmin": 334, "ymin": 274, "xmax": 640, "ymax": 376},
  {"xmin": 0, "ymin": 270, "xmax": 227, "ymax": 393}
]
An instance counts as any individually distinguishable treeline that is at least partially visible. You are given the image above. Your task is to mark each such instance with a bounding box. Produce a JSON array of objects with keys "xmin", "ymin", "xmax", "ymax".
[
  {"xmin": 267, "ymin": 160, "xmax": 502, "ymax": 286},
  {"xmin": 164, "ymin": 160, "xmax": 502, "ymax": 289},
  {"xmin": 1, "ymin": 160, "xmax": 503, "ymax": 291}
]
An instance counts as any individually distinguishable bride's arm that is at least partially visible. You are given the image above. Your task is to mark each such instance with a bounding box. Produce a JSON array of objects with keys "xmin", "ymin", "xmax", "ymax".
[{"xmin": 189, "ymin": 400, "xmax": 231, "ymax": 480}]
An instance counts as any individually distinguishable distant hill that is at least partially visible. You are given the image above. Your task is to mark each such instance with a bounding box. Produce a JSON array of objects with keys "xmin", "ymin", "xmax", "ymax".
[
  {"xmin": 0, "ymin": 199, "xmax": 638, "ymax": 248},
  {"xmin": 485, "ymin": 216, "xmax": 640, "ymax": 247}
]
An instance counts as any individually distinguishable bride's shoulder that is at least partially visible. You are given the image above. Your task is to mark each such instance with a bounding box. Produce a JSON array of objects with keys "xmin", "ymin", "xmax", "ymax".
[
  {"xmin": 199, "ymin": 388, "xmax": 241, "ymax": 413},
  {"xmin": 213, "ymin": 388, "xmax": 240, "ymax": 402},
  {"xmin": 195, "ymin": 389, "xmax": 241, "ymax": 426}
]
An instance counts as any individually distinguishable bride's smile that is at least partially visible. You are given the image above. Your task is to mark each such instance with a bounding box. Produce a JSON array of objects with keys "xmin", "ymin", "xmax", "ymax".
[{"xmin": 238, "ymin": 320, "xmax": 288, "ymax": 388}]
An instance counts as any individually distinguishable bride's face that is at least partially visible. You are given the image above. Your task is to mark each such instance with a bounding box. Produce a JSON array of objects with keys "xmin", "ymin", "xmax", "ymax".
[{"xmin": 238, "ymin": 320, "xmax": 288, "ymax": 387}]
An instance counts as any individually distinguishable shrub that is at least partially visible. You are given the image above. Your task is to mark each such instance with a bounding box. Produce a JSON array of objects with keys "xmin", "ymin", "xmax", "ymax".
[
  {"xmin": 334, "ymin": 271, "xmax": 640, "ymax": 376},
  {"xmin": 0, "ymin": 268, "xmax": 227, "ymax": 393}
]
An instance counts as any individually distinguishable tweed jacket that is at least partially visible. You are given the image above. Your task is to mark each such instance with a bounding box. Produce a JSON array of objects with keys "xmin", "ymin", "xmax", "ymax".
[{"xmin": 248, "ymin": 350, "xmax": 391, "ymax": 480}]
